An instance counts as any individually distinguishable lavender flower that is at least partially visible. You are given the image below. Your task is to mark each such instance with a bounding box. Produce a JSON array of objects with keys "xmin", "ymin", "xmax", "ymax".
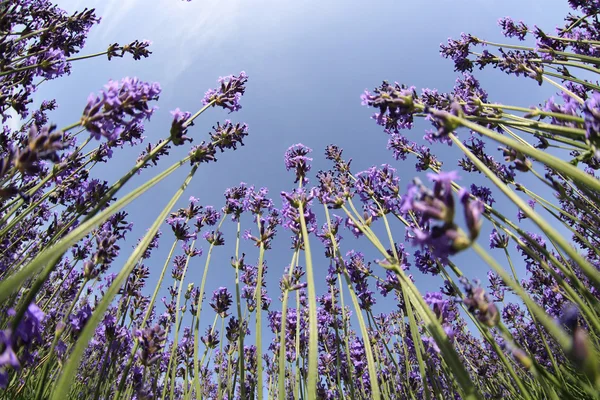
[
  {"xmin": 461, "ymin": 278, "xmax": 500, "ymax": 327},
  {"xmin": 203, "ymin": 230, "xmax": 224, "ymax": 246},
  {"xmin": 582, "ymin": 92, "xmax": 600, "ymax": 141},
  {"xmin": 402, "ymin": 172, "xmax": 481, "ymax": 260},
  {"xmin": 166, "ymin": 216, "xmax": 196, "ymax": 242},
  {"xmin": 222, "ymin": 183, "xmax": 249, "ymax": 220},
  {"xmin": 498, "ymin": 17, "xmax": 529, "ymax": 40},
  {"xmin": 34, "ymin": 48, "xmax": 68, "ymax": 79},
  {"xmin": 361, "ymin": 82, "xmax": 417, "ymax": 131},
  {"xmin": 354, "ymin": 164, "xmax": 401, "ymax": 214},
  {"xmin": 81, "ymin": 77, "xmax": 161, "ymax": 141},
  {"xmin": 459, "ymin": 188, "xmax": 484, "ymax": 241},
  {"xmin": 439, "ymin": 33, "xmax": 478, "ymax": 72},
  {"xmin": 210, "ymin": 287, "xmax": 233, "ymax": 318},
  {"xmin": 202, "ymin": 71, "xmax": 248, "ymax": 112},
  {"xmin": 489, "ymin": 229, "xmax": 509, "ymax": 249},
  {"xmin": 210, "ymin": 120, "xmax": 249, "ymax": 152},
  {"xmin": 469, "ymin": 184, "xmax": 495, "ymax": 207},
  {"xmin": 169, "ymin": 108, "xmax": 192, "ymax": 146},
  {"xmin": 136, "ymin": 325, "xmax": 167, "ymax": 366},
  {"xmin": 284, "ymin": 143, "xmax": 313, "ymax": 184},
  {"xmin": 14, "ymin": 124, "xmax": 68, "ymax": 175},
  {"xmin": 189, "ymin": 141, "xmax": 217, "ymax": 164}
]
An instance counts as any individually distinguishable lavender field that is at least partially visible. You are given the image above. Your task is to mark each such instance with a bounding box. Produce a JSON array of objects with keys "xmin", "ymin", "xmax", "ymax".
[{"xmin": 1, "ymin": 0, "xmax": 600, "ymax": 399}]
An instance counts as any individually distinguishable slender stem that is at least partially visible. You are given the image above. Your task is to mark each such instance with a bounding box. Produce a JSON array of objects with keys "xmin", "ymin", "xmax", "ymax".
[
  {"xmin": 193, "ymin": 215, "xmax": 226, "ymax": 396},
  {"xmin": 167, "ymin": 240, "xmax": 197, "ymax": 400},
  {"xmin": 542, "ymin": 75, "xmax": 584, "ymax": 104},
  {"xmin": 255, "ymin": 215, "xmax": 266, "ymax": 400},
  {"xmin": 114, "ymin": 237, "xmax": 180, "ymax": 400},
  {"xmin": 34, "ymin": 279, "xmax": 89, "ymax": 400},
  {"xmin": 323, "ymin": 205, "xmax": 381, "ymax": 399},
  {"xmin": 66, "ymin": 50, "xmax": 109, "ymax": 62},
  {"xmin": 477, "ymin": 38, "xmax": 600, "ymax": 66},
  {"xmin": 341, "ymin": 207, "xmax": 480, "ymax": 399},
  {"xmin": 449, "ymin": 131, "xmax": 600, "ymax": 289},
  {"xmin": 278, "ymin": 250, "xmax": 299, "ymax": 398},
  {"xmin": 233, "ymin": 219, "xmax": 246, "ymax": 400},
  {"xmin": 51, "ymin": 162, "xmax": 199, "ymax": 400},
  {"xmin": 543, "ymin": 70, "xmax": 600, "ymax": 92},
  {"xmin": 476, "ymin": 102, "xmax": 584, "ymax": 124},
  {"xmin": 472, "ymin": 242, "xmax": 571, "ymax": 350},
  {"xmin": 297, "ymin": 184, "xmax": 318, "ymax": 400}
]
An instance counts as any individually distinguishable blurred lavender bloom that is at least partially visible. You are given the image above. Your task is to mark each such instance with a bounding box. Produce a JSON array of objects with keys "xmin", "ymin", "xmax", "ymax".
[{"xmin": 498, "ymin": 17, "xmax": 529, "ymax": 40}]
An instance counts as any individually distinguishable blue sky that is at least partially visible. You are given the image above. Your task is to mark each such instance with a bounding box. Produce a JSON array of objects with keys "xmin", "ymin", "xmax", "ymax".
[{"xmin": 42, "ymin": 0, "xmax": 573, "ymax": 338}]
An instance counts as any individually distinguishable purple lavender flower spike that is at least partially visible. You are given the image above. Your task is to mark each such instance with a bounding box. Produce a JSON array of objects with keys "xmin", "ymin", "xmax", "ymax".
[
  {"xmin": 34, "ymin": 48, "xmax": 68, "ymax": 79},
  {"xmin": 210, "ymin": 120, "xmax": 249, "ymax": 152},
  {"xmin": 81, "ymin": 77, "xmax": 161, "ymax": 141},
  {"xmin": 439, "ymin": 33, "xmax": 478, "ymax": 72},
  {"xmin": 583, "ymin": 92, "xmax": 600, "ymax": 141},
  {"xmin": 223, "ymin": 183, "xmax": 249, "ymax": 220},
  {"xmin": 461, "ymin": 278, "xmax": 500, "ymax": 327},
  {"xmin": 459, "ymin": 188, "xmax": 484, "ymax": 240},
  {"xmin": 284, "ymin": 143, "xmax": 313, "ymax": 184},
  {"xmin": 169, "ymin": 108, "xmax": 192, "ymax": 146},
  {"xmin": 361, "ymin": 82, "xmax": 417, "ymax": 132},
  {"xmin": 403, "ymin": 171, "xmax": 481, "ymax": 261},
  {"xmin": 210, "ymin": 287, "xmax": 233, "ymax": 318},
  {"xmin": 202, "ymin": 71, "xmax": 248, "ymax": 113},
  {"xmin": 489, "ymin": 229, "xmax": 509, "ymax": 249},
  {"xmin": 498, "ymin": 17, "xmax": 529, "ymax": 40}
]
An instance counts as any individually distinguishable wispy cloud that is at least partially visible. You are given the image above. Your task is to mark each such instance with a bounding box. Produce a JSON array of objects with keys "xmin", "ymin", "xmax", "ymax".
[
  {"xmin": 56, "ymin": 0, "xmax": 343, "ymax": 86},
  {"xmin": 58, "ymin": 0, "xmax": 246, "ymax": 82}
]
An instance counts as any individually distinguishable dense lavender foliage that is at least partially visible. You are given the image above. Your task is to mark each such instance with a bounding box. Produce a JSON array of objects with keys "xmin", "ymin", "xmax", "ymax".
[{"xmin": 1, "ymin": 0, "xmax": 600, "ymax": 399}]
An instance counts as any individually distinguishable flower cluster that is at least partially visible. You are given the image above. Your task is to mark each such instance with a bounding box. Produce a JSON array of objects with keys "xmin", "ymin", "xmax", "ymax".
[
  {"xmin": 1, "ymin": 1, "xmax": 600, "ymax": 399},
  {"xmin": 81, "ymin": 77, "xmax": 161, "ymax": 141}
]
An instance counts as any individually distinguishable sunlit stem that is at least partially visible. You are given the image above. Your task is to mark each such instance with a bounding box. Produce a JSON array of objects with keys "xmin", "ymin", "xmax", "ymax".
[
  {"xmin": 193, "ymin": 215, "xmax": 226, "ymax": 397},
  {"xmin": 34, "ymin": 278, "xmax": 89, "ymax": 400},
  {"xmin": 114, "ymin": 236, "xmax": 181, "ymax": 400},
  {"xmin": 449, "ymin": 131, "xmax": 600, "ymax": 289},
  {"xmin": 296, "ymin": 180, "xmax": 318, "ymax": 400},
  {"xmin": 341, "ymin": 205, "xmax": 480, "ymax": 399},
  {"xmin": 542, "ymin": 75, "xmax": 584, "ymax": 104},
  {"xmin": 472, "ymin": 242, "xmax": 571, "ymax": 350},
  {"xmin": 278, "ymin": 250, "xmax": 299, "ymax": 398},
  {"xmin": 51, "ymin": 162, "xmax": 199, "ymax": 400},
  {"xmin": 166, "ymin": 239, "xmax": 197, "ymax": 400},
  {"xmin": 233, "ymin": 219, "xmax": 246, "ymax": 400}
]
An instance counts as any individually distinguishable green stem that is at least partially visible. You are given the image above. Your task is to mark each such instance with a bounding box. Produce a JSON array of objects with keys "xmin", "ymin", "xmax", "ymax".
[
  {"xmin": 543, "ymin": 70, "xmax": 600, "ymax": 92},
  {"xmin": 477, "ymin": 38, "xmax": 600, "ymax": 66},
  {"xmin": 0, "ymin": 154, "xmax": 193, "ymax": 305},
  {"xmin": 168, "ymin": 240, "xmax": 197, "ymax": 400},
  {"xmin": 472, "ymin": 242, "xmax": 572, "ymax": 350},
  {"xmin": 337, "ymin": 273, "xmax": 356, "ymax": 399},
  {"xmin": 113, "ymin": 237, "xmax": 179, "ymax": 400},
  {"xmin": 233, "ymin": 220, "xmax": 246, "ymax": 400},
  {"xmin": 323, "ymin": 206, "xmax": 381, "ymax": 400},
  {"xmin": 34, "ymin": 279, "xmax": 88, "ymax": 400},
  {"xmin": 278, "ymin": 250, "xmax": 299, "ymax": 398},
  {"xmin": 193, "ymin": 215, "xmax": 226, "ymax": 396},
  {"xmin": 51, "ymin": 162, "xmax": 199, "ymax": 400},
  {"xmin": 66, "ymin": 50, "xmax": 110, "ymax": 62},
  {"xmin": 449, "ymin": 131, "xmax": 600, "ymax": 289},
  {"xmin": 542, "ymin": 75, "xmax": 584, "ymax": 104},
  {"xmin": 341, "ymin": 206, "xmax": 480, "ymax": 399},
  {"xmin": 297, "ymin": 185, "xmax": 318, "ymax": 400},
  {"xmin": 476, "ymin": 102, "xmax": 584, "ymax": 124}
]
